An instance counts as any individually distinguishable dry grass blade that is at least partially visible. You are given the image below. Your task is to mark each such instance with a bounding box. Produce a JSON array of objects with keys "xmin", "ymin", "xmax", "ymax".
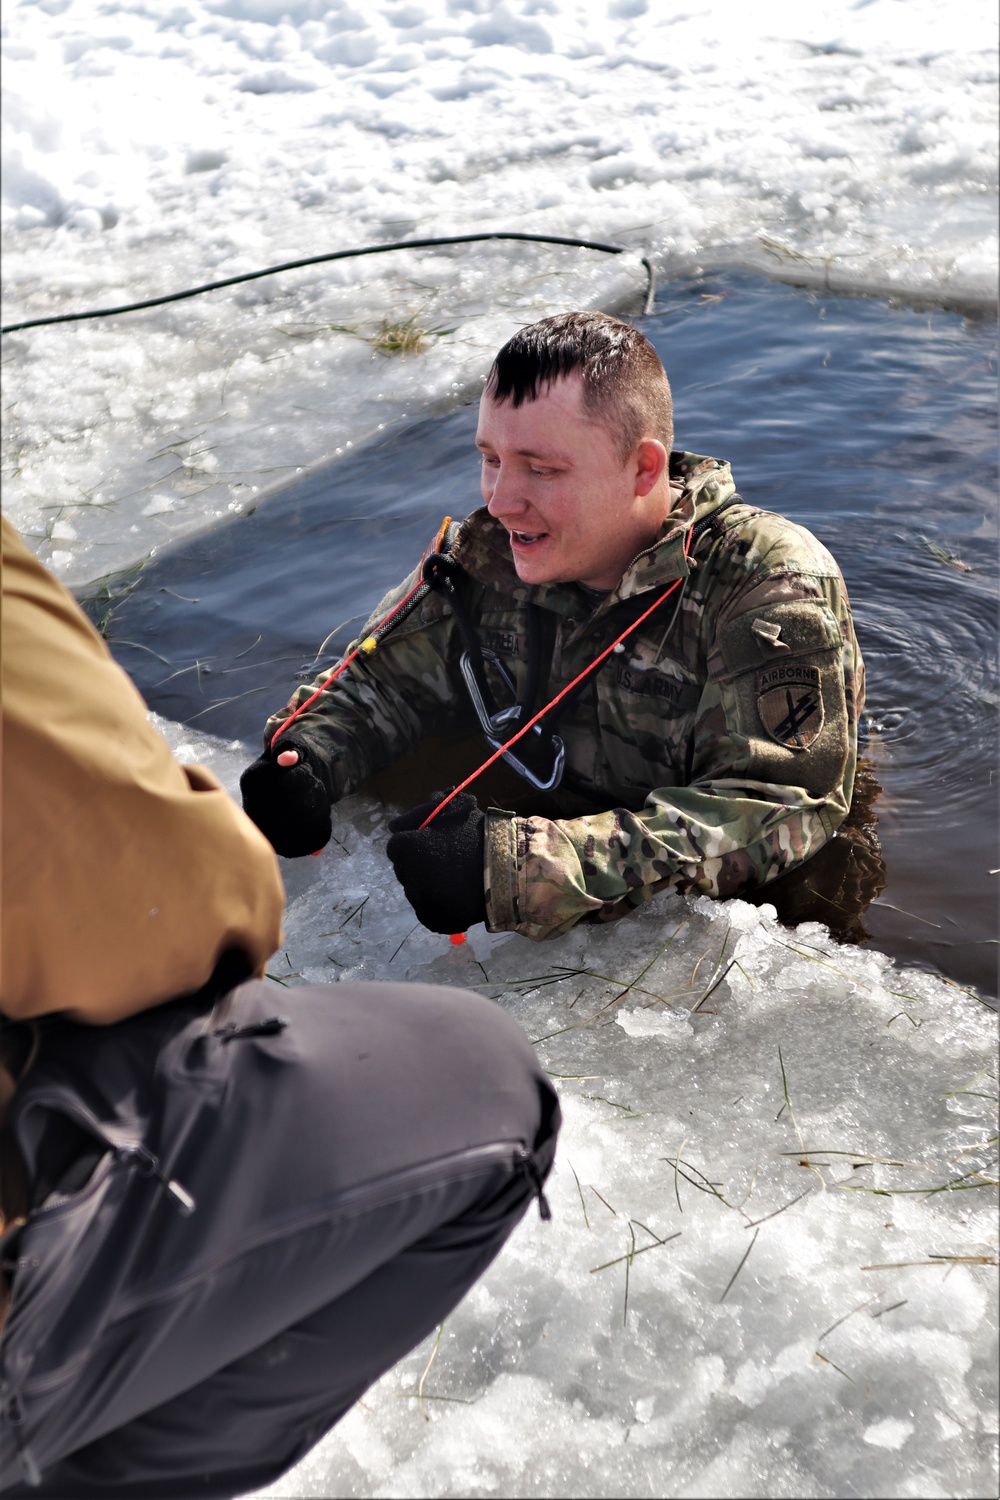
[
  {"xmin": 817, "ymin": 1297, "xmax": 878, "ymax": 1343},
  {"xmin": 733, "ymin": 959, "xmax": 758, "ymax": 991},
  {"xmin": 590, "ymin": 1229, "xmax": 681, "ymax": 1275},
  {"xmin": 861, "ymin": 1256, "xmax": 998, "ymax": 1271},
  {"xmin": 872, "ymin": 900, "xmax": 942, "ymax": 928},
  {"xmin": 927, "ymin": 1253, "xmax": 998, "ymax": 1264},
  {"xmin": 941, "ymin": 1067, "xmax": 998, "ymax": 1102},
  {"xmin": 417, "ymin": 1323, "xmax": 444, "ymax": 1421},
  {"xmin": 691, "ymin": 959, "xmax": 736, "ymax": 1014},
  {"xmin": 777, "ymin": 1048, "xmax": 820, "ymax": 1179},
  {"xmin": 673, "ymin": 1135, "xmax": 688, "ymax": 1213},
  {"xmin": 508, "ymin": 966, "xmax": 588, "ymax": 992},
  {"xmin": 388, "ymin": 923, "xmax": 420, "ymax": 963},
  {"xmin": 590, "ymin": 1186, "xmax": 618, "ymax": 1218},
  {"xmin": 743, "ymin": 1185, "xmax": 813, "ymax": 1228},
  {"xmin": 530, "ymin": 987, "xmax": 633, "ymax": 1044},
  {"xmin": 623, "ymin": 1222, "xmax": 636, "ymax": 1326},
  {"xmin": 690, "ymin": 933, "xmax": 733, "ymax": 1014},
  {"xmin": 581, "ymin": 1092, "xmax": 642, "ymax": 1117},
  {"xmin": 660, "ymin": 1154, "xmax": 732, "ymax": 1209},
  {"xmin": 774, "ymin": 938, "xmax": 872, "ymax": 992},
  {"xmin": 530, "ymin": 921, "xmax": 694, "ymax": 1037},
  {"xmin": 839, "ymin": 1170, "xmax": 997, "ymax": 1198},
  {"xmin": 871, "ymin": 1300, "xmax": 907, "ymax": 1318},
  {"xmin": 778, "ymin": 1149, "xmax": 934, "ymax": 1170},
  {"xmin": 814, "ymin": 1350, "xmax": 855, "ymax": 1382},
  {"xmin": 720, "ymin": 1228, "xmax": 759, "ymax": 1303},
  {"xmin": 569, "ymin": 1162, "xmax": 590, "ymax": 1230}
]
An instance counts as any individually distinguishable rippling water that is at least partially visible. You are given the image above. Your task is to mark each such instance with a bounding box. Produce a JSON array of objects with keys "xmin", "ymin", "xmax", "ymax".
[{"xmin": 92, "ymin": 274, "xmax": 998, "ymax": 996}]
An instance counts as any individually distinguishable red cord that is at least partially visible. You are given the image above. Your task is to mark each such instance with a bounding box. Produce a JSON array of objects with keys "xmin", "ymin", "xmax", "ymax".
[
  {"xmin": 420, "ymin": 527, "xmax": 693, "ymax": 828},
  {"xmin": 269, "ymin": 577, "xmax": 428, "ymax": 750},
  {"xmin": 269, "ymin": 521, "xmax": 692, "ymax": 842}
]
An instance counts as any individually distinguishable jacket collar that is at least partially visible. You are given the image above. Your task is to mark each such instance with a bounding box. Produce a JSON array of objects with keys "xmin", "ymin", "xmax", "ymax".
[{"xmin": 451, "ymin": 451, "xmax": 736, "ymax": 616}]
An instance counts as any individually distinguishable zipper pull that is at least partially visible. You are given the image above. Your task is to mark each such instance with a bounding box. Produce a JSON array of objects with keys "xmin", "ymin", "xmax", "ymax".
[
  {"xmin": 214, "ymin": 1016, "xmax": 289, "ymax": 1044},
  {"xmin": 164, "ymin": 1179, "xmax": 196, "ymax": 1215},
  {"xmin": 115, "ymin": 1145, "xmax": 196, "ymax": 1217},
  {"xmin": 518, "ymin": 1150, "xmax": 552, "ymax": 1222}
]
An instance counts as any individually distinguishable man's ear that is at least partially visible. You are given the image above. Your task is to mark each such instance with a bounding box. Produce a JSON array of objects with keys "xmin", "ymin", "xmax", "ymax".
[{"xmin": 633, "ymin": 438, "xmax": 669, "ymax": 497}]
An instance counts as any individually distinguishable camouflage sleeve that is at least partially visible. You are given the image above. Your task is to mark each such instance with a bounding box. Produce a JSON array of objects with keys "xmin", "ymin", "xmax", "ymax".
[
  {"xmin": 260, "ymin": 557, "xmax": 470, "ymax": 801},
  {"xmin": 484, "ymin": 577, "xmax": 863, "ymax": 941}
]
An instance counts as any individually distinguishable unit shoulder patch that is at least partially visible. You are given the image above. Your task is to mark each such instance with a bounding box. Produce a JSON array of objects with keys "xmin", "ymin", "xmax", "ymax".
[{"xmin": 756, "ymin": 663, "xmax": 824, "ymax": 750}]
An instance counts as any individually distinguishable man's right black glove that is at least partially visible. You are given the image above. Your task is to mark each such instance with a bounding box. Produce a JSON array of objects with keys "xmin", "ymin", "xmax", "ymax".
[
  {"xmin": 239, "ymin": 736, "xmax": 332, "ymax": 858},
  {"xmin": 385, "ymin": 790, "xmax": 487, "ymax": 934}
]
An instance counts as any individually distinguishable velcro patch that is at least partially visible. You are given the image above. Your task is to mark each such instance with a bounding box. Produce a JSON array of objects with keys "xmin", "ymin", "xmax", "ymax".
[{"xmin": 756, "ymin": 664, "xmax": 824, "ymax": 750}]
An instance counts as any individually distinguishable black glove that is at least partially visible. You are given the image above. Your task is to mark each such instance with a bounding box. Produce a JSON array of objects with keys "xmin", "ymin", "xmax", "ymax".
[
  {"xmin": 386, "ymin": 791, "xmax": 487, "ymax": 934},
  {"xmin": 239, "ymin": 736, "xmax": 332, "ymax": 858}
]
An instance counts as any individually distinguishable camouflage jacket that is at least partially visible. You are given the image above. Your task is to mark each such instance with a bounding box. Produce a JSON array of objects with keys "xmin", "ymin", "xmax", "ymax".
[{"xmin": 264, "ymin": 453, "xmax": 864, "ymax": 940}]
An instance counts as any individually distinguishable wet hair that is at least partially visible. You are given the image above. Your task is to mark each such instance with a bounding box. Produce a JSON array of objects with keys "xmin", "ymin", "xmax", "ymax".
[{"xmin": 485, "ymin": 311, "xmax": 673, "ymax": 462}]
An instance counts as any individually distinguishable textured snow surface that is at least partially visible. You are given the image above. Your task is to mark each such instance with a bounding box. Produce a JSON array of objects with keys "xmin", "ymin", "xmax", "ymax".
[
  {"xmin": 2, "ymin": 0, "xmax": 997, "ymax": 583},
  {"xmin": 159, "ymin": 719, "xmax": 999, "ymax": 1500}
]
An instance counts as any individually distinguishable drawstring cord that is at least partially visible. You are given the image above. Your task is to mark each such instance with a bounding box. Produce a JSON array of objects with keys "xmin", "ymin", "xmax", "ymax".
[{"xmin": 268, "ymin": 519, "xmax": 454, "ymax": 751}]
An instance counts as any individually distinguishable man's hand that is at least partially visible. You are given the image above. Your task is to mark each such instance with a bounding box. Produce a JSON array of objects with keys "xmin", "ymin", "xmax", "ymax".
[
  {"xmin": 386, "ymin": 791, "xmax": 487, "ymax": 934},
  {"xmin": 240, "ymin": 736, "xmax": 332, "ymax": 858}
]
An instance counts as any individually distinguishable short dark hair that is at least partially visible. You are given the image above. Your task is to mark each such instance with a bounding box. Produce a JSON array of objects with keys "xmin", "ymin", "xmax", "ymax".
[{"xmin": 485, "ymin": 311, "xmax": 673, "ymax": 462}]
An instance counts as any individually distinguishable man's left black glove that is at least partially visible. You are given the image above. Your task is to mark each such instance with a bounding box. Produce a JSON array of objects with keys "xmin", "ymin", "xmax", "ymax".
[
  {"xmin": 386, "ymin": 791, "xmax": 487, "ymax": 934},
  {"xmin": 239, "ymin": 736, "xmax": 332, "ymax": 858}
]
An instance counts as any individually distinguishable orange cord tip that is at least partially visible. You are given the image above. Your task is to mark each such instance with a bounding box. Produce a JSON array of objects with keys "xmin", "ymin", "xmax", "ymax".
[{"xmin": 449, "ymin": 932, "xmax": 466, "ymax": 945}]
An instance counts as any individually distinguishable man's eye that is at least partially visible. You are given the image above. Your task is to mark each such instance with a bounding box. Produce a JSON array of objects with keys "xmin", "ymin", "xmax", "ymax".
[{"xmin": 481, "ymin": 454, "xmax": 500, "ymax": 467}]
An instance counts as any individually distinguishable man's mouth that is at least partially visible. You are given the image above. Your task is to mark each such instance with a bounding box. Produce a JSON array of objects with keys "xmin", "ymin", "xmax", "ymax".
[{"xmin": 510, "ymin": 530, "xmax": 546, "ymax": 545}]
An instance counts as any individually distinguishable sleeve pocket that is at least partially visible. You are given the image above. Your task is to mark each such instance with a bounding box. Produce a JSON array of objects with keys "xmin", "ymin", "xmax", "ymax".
[{"xmin": 718, "ymin": 602, "xmax": 849, "ymax": 798}]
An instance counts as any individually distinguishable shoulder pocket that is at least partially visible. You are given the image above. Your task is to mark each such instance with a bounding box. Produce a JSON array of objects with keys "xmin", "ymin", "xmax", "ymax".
[
  {"xmin": 717, "ymin": 600, "xmax": 842, "ymax": 678},
  {"xmin": 717, "ymin": 601, "xmax": 849, "ymax": 798}
]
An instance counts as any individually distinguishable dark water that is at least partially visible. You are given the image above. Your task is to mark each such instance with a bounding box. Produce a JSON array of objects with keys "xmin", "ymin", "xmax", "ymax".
[{"xmin": 90, "ymin": 273, "xmax": 998, "ymax": 998}]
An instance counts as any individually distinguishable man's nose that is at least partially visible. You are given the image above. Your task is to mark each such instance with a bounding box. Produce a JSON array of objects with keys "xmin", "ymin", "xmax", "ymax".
[{"xmin": 485, "ymin": 464, "xmax": 527, "ymax": 518}]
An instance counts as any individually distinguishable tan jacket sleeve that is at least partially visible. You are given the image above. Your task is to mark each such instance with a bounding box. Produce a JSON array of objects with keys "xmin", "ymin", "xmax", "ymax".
[{"xmin": 1, "ymin": 519, "xmax": 285, "ymax": 1023}]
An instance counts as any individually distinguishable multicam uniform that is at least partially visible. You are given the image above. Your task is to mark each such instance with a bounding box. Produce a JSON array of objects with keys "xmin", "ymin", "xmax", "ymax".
[{"xmin": 263, "ymin": 453, "xmax": 864, "ymax": 941}]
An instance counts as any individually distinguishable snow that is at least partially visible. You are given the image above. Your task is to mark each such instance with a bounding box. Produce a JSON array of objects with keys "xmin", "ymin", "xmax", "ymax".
[
  {"xmin": 162, "ymin": 718, "xmax": 998, "ymax": 1500},
  {"xmin": 2, "ymin": 0, "xmax": 997, "ymax": 582}
]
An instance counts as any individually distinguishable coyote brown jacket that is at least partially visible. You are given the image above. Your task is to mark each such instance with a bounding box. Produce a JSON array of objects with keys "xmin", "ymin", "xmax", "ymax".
[
  {"xmin": 1, "ymin": 520, "xmax": 284, "ymax": 1023},
  {"xmin": 263, "ymin": 453, "xmax": 864, "ymax": 940}
]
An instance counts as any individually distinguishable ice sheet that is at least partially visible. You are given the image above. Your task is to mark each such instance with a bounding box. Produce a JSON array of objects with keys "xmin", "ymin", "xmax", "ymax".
[
  {"xmin": 3, "ymin": 0, "xmax": 997, "ymax": 583},
  {"xmin": 159, "ymin": 717, "xmax": 998, "ymax": 1500}
]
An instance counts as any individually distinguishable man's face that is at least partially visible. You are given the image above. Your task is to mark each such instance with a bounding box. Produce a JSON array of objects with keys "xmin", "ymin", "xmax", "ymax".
[{"xmin": 476, "ymin": 373, "xmax": 669, "ymax": 590}]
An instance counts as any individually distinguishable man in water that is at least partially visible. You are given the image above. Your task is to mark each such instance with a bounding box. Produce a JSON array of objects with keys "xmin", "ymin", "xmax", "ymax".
[
  {"xmin": 242, "ymin": 311, "xmax": 864, "ymax": 941},
  {"xmin": 0, "ymin": 518, "xmax": 558, "ymax": 1496}
]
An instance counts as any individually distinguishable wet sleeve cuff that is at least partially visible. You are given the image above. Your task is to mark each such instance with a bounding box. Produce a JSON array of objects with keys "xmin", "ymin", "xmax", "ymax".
[{"xmin": 484, "ymin": 808, "xmax": 521, "ymax": 931}]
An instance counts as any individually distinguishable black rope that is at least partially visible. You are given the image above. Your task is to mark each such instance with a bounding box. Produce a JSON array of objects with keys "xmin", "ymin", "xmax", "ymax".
[{"xmin": 1, "ymin": 232, "xmax": 656, "ymax": 335}]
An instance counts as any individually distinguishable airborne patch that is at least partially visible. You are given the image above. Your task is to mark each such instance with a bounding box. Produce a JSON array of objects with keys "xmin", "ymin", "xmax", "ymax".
[{"xmin": 756, "ymin": 663, "xmax": 824, "ymax": 750}]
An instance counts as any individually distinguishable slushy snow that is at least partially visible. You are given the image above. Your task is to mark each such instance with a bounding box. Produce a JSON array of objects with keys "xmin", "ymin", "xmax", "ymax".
[
  {"xmin": 161, "ymin": 720, "xmax": 998, "ymax": 1500},
  {"xmin": 2, "ymin": 0, "xmax": 997, "ymax": 582}
]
